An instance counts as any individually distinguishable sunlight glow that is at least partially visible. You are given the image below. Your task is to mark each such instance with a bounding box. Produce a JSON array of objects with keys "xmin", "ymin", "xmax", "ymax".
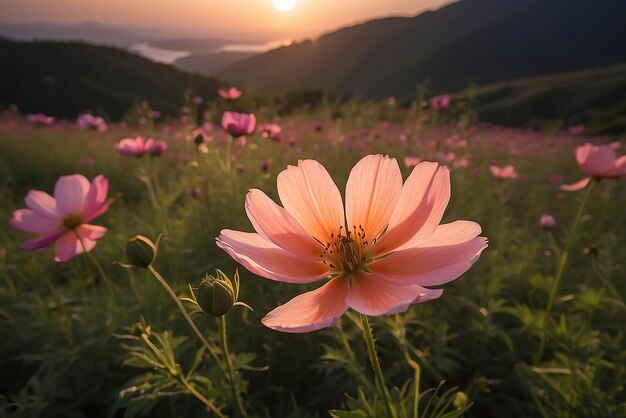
[{"xmin": 272, "ymin": 0, "xmax": 298, "ymax": 12}]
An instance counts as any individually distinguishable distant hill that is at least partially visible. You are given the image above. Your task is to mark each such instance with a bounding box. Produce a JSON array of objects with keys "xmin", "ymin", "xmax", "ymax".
[
  {"xmin": 216, "ymin": 0, "xmax": 626, "ymax": 99},
  {"xmin": 0, "ymin": 38, "xmax": 220, "ymax": 120},
  {"xmin": 150, "ymin": 38, "xmax": 247, "ymax": 54},
  {"xmin": 174, "ymin": 51, "xmax": 258, "ymax": 76},
  {"xmin": 473, "ymin": 63, "xmax": 626, "ymax": 134}
]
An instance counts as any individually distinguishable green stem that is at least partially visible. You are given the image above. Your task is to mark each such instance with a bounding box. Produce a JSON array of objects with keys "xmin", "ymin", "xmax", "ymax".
[
  {"xmin": 74, "ymin": 230, "xmax": 115, "ymax": 298},
  {"xmin": 219, "ymin": 315, "xmax": 247, "ymax": 418},
  {"xmin": 360, "ymin": 313, "xmax": 396, "ymax": 418},
  {"xmin": 536, "ymin": 181, "xmax": 595, "ymax": 362},
  {"xmin": 178, "ymin": 375, "xmax": 226, "ymax": 418},
  {"xmin": 226, "ymin": 135, "xmax": 234, "ymax": 196},
  {"xmin": 147, "ymin": 265, "xmax": 221, "ymax": 364}
]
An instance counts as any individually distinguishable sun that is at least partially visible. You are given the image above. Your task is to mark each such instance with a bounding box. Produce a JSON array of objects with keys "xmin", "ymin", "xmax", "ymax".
[{"xmin": 272, "ymin": 0, "xmax": 298, "ymax": 12}]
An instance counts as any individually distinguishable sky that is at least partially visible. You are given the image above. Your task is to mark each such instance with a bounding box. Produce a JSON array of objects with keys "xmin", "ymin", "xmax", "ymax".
[{"xmin": 0, "ymin": 0, "xmax": 457, "ymax": 40}]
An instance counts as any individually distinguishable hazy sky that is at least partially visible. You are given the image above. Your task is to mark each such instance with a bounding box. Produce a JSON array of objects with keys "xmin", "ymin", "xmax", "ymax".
[{"xmin": 0, "ymin": 0, "xmax": 457, "ymax": 40}]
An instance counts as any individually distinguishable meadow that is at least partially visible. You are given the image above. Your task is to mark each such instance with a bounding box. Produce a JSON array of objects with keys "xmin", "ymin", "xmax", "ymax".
[{"xmin": 0, "ymin": 97, "xmax": 624, "ymax": 418}]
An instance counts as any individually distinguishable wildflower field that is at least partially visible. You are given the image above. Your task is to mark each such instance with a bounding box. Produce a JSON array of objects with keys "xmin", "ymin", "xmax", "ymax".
[{"xmin": 0, "ymin": 97, "xmax": 625, "ymax": 418}]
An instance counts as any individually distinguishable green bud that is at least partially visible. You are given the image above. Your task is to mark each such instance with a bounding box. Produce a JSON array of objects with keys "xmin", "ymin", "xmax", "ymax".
[
  {"xmin": 196, "ymin": 271, "xmax": 235, "ymax": 316},
  {"xmin": 125, "ymin": 235, "xmax": 157, "ymax": 267},
  {"xmin": 453, "ymin": 391, "xmax": 469, "ymax": 410}
]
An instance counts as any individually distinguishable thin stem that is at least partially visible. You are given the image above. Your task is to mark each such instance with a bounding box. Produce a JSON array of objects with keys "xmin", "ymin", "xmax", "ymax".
[
  {"xmin": 219, "ymin": 315, "xmax": 247, "ymax": 418},
  {"xmin": 74, "ymin": 230, "xmax": 115, "ymax": 297},
  {"xmin": 536, "ymin": 181, "xmax": 595, "ymax": 362},
  {"xmin": 360, "ymin": 313, "xmax": 396, "ymax": 418},
  {"xmin": 178, "ymin": 375, "xmax": 226, "ymax": 418},
  {"xmin": 225, "ymin": 135, "xmax": 234, "ymax": 196},
  {"xmin": 147, "ymin": 265, "xmax": 221, "ymax": 364}
]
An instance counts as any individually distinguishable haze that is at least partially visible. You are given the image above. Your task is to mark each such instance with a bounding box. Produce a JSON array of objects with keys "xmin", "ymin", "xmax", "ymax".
[{"xmin": 0, "ymin": 0, "xmax": 457, "ymax": 40}]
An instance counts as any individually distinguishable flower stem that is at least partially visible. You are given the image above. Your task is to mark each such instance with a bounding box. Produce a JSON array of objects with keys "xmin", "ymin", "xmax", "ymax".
[
  {"xmin": 219, "ymin": 315, "xmax": 247, "ymax": 418},
  {"xmin": 226, "ymin": 135, "xmax": 234, "ymax": 196},
  {"xmin": 536, "ymin": 181, "xmax": 595, "ymax": 362},
  {"xmin": 177, "ymin": 375, "xmax": 226, "ymax": 418},
  {"xmin": 360, "ymin": 313, "xmax": 396, "ymax": 418},
  {"xmin": 147, "ymin": 265, "xmax": 220, "ymax": 363},
  {"xmin": 74, "ymin": 230, "xmax": 115, "ymax": 298}
]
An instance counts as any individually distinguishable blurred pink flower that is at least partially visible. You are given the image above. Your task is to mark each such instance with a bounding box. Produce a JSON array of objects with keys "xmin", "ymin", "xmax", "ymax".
[
  {"xmin": 404, "ymin": 156, "xmax": 422, "ymax": 169},
  {"xmin": 77, "ymin": 113, "xmax": 108, "ymax": 132},
  {"xmin": 192, "ymin": 96, "xmax": 204, "ymax": 105},
  {"xmin": 189, "ymin": 187, "xmax": 201, "ymax": 199},
  {"xmin": 222, "ymin": 111, "xmax": 256, "ymax": 138},
  {"xmin": 150, "ymin": 140, "xmax": 168, "ymax": 156},
  {"xmin": 258, "ymin": 123, "xmax": 282, "ymax": 139},
  {"xmin": 217, "ymin": 155, "xmax": 487, "ymax": 333},
  {"xmin": 567, "ymin": 125, "xmax": 585, "ymax": 136},
  {"xmin": 218, "ymin": 87, "xmax": 242, "ymax": 100},
  {"xmin": 430, "ymin": 95, "xmax": 450, "ymax": 110},
  {"xmin": 260, "ymin": 160, "xmax": 270, "ymax": 172},
  {"xmin": 539, "ymin": 214, "xmax": 557, "ymax": 230},
  {"xmin": 10, "ymin": 174, "xmax": 111, "ymax": 262},
  {"xmin": 115, "ymin": 136, "xmax": 155, "ymax": 157},
  {"xmin": 82, "ymin": 158, "xmax": 95, "ymax": 168},
  {"xmin": 561, "ymin": 143, "xmax": 626, "ymax": 191},
  {"xmin": 490, "ymin": 164, "xmax": 518, "ymax": 180},
  {"xmin": 26, "ymin": 113, "xmax": 55, "ymax": 125},
  {"xmin": 453, "ymin": 157, "xmax": 469, "ymax": 170}
]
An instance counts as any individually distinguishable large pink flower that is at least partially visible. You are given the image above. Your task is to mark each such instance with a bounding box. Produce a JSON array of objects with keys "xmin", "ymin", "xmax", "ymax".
[
  {"xmin": 217, "ymin": 155, "xmax": 487, "ymax": 333},
  {"xmin": 115, "ymin": 136, "xmax": 155, "ymax": 157},
  {"xmin": 10, "ymin": 174, "xmax": 111, "ymax": 262},
  {"xmin": 561, "ymin": 143, "xmax": 626, "ymax": 191},
  {"xmin": 222, "ymin": 111, "xmax": 256, "ymax": 138}
]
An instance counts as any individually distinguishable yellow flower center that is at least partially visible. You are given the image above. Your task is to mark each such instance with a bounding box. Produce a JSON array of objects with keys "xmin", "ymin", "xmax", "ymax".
[
  {"xmin": 322, "ymin": 225, "xmax": 375, "ymax": 275},
  {"xmin": 61, "ymin": 214, "xmax": 83, "ymax": 229}
]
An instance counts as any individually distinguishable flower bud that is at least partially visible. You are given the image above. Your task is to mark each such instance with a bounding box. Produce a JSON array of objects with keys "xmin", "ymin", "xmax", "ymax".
[
  {"xmin": 539, "ymin": 214, "xmax": 557, "ymax": 230},
  {"xmin": 125, "ymin": 235, "xmax": 157, "ymax": 267},
  {"xmin": 453, "ymin": 391, "xmax": 469, "ymax": 410},
  {"xmin": 196, "ymin": 271, "xmax": 235, "ymax": 316}
]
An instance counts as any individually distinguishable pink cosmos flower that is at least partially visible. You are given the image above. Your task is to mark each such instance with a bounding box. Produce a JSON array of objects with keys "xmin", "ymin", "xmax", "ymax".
[
  {"xmin": 218, "ymin": 87, "xmax": 242, "ymax": 100},
  {"xmin": 150, "ymin": 140, "xmax": 168, "ymax": 156},
  {"xmin": 257, "ymin": 123, "xmax": 282, "ymax": 139},
  {"xmin": 404, "ymin": 156, "xmax": 422, "ymax": 169},
  {"xmin": 561, "ymin": 143, "xmax": 626, "ymax": 191},
  {"xmin": 567, "ymin": 125, "xmax": 585, "ymax": 136},
  {"xmin": 222, "ymin": 111, "xmax": 256, "ymax": 138},
  {"xmin": 430, "ymin": 95, "xmax": 450, "ymax": 110},
  {"xmin": 539, "ymin": 214, "xmax": 557, "ymax": 230},
  {"xmin": 10, "ymin": 174, "xmax": 111, "ymax": 262},
  {"xmin": 490, "ymin": 164, "xmax": 518, "ymax": 180},
  {"xmin": 77, "ymin": 113, "xmax": 108, "ymax": 132},
  {"xmin": 217, "ymin": 155, "xmax": 487, "ymax": 333},
  {"xmin": 115, "ymin": 136, "xmax": 155, "ymax": 158},
  {"xmin": 26, "ymin": 113, "xmax": 55, "ymax": 125}
]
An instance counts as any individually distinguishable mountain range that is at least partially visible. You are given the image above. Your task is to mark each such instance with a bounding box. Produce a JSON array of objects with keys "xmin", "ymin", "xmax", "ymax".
[{"xmin": 215, "ymin": 0, "xmax": 626, "ymax": 99}]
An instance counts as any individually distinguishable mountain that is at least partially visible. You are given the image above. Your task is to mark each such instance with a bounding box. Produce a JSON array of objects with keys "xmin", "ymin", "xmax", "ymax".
[
  {"xmin": 215, "ymin": 0, "xmax": 626, "ymax": 99},
  {"xmin": 473, "ymin": 63, "xmax": 626, "ymax": 134},
  {"xmin": 173, "ymin": 51, "xmax": 258, "ymax": 76},
  {"xmin": 150, "ymin": 38, "xmax": 246, "ymax": 54},
  {"xmin": 0, "ymin": 38, "xmax": 219, "ymax": 120}
]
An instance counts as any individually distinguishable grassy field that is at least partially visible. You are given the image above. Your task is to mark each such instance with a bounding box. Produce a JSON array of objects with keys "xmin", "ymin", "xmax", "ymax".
[{"xmin": 0, "ymin": 101, "xmax": 624, "ymax": 418}]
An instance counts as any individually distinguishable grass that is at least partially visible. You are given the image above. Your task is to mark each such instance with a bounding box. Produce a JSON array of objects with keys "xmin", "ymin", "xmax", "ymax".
[{"xmin": 0, "ymin": 101, "xmax": 624, "ymax": 418}]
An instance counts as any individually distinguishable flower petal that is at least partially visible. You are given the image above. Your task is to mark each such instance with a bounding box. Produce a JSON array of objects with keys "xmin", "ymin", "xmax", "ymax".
[
  {"xmin": 83, "ymin": 175, "xmax": 110, "ymax": 222},
  {"xmin": 54, "ymin": 174, "xmax": 90, "ymax": 216},
  {"xmin": 261, "ymin": 276, "xmax": 349, "ymax": 333},
  {"xmin": 369, "ymin": 221, "xmax": 487, "ymax": 286},
  {"xmin": 345, "ymin": 154, "xmax": 402, "ymax": 240},
  {"xmin": 577, "ymin": 144, "xmax": 616, "ymax": 176},
  {"xmin": 217, "ymin": 230, "xmax": 330, "ymax": 284},
  {"xmin": 245, "ymin": 189, "xmax": 323, "ymax": 258},
  {"xmin": 277, "ymin": 159, "xmax": 345, "ymax": 244},
  {"xmin": 11, "ymin": 209, "xmax": 59, "ymax": 233},
  {"xmin": 373, "ymin": 162, "xmax": 450, "ymax": 255},
  {"xmin": 560, "ymin": 177, "xmax": 591, "ymax": 191},
  {"xmin": 22, "ymin": 229, "xmax": 67, "ymax": 250},
  {"xmin": 604, "ymin": 155, "xmax": 626, "ymax": 178},
  {"xmin": 25, "ymin": 190, "xmax": 58, "ymax": 218},
  {"xmin": 54, "ymin": 231, "xmax": 81, "ymax": 262},
  {"xmin": 346, "ymin": 271, "xmax": 443, "ymax": 316}
]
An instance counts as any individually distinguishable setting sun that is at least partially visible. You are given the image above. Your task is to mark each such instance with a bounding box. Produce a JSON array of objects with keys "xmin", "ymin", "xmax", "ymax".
[{"xmin": 272, "ymin": 0, "xmax": 298, "ymax": 12}]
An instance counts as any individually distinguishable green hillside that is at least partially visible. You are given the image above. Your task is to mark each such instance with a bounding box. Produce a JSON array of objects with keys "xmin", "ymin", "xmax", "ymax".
[
  {"xmin": 473, "ymin": 63, "xmax": 626, "ymax": 134},
  {"xmin": 0, "ymin": 38, "xmax": 220, "ymax": 120}
]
